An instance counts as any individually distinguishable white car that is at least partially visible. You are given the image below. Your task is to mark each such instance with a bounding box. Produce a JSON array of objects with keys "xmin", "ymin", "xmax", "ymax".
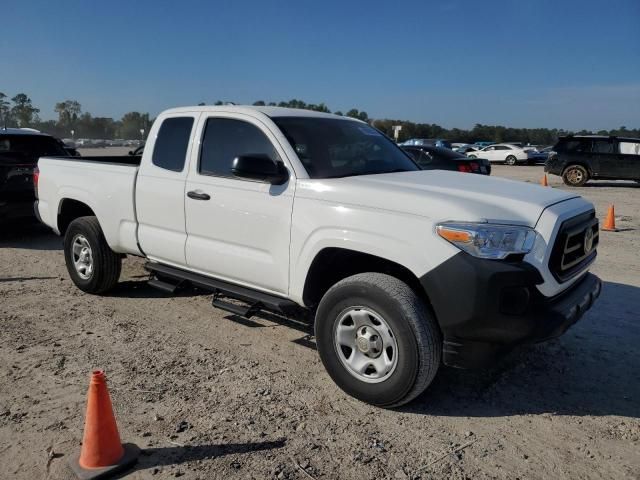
[
  {"xmin": 467, "ymin": 143, "xmax": 534, "ymax": 165},
  {"xmin": 35, "ymin": 106, "xmax": 601, "ymax": 407}
]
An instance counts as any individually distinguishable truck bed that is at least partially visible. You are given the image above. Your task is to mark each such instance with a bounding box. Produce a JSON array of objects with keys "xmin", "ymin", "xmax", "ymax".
[{"xmin": 36, "ymin": 155, "xmax": 143, "ymax": 256}]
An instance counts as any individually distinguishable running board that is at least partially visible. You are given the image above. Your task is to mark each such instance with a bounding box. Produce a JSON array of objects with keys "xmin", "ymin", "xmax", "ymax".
[
  {"xmin": 148, "ymin": 277, "xmax": 181, "ymax": 294},
  {"xmin": 144, "ymin": 262, "xmax": 298, "ymax": 315},
  {"xmin": 211, "ymin": 297, "xmax": 263, "ymax": 319}
]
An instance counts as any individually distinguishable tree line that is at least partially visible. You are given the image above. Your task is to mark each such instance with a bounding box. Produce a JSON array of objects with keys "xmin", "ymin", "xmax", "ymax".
[
  {"xmin": 2, "ymin": 92, "xmax": 637, "ymax": 145},
  {"xmin": 0, "ymin": 93, "xmax": 150, "ymax": 140}
]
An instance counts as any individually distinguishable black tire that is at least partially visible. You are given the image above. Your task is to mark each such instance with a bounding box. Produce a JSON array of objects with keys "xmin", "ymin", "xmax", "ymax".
[
  {"xmin": 63, "ymin": 216, "xmax": 121, "ymax": 294},
  {"xmin": 468, "ymin": 154, "xmax": 477, "ymax": 159},
  {"xmin": 315, "ymin": 273, "xmax": 441, "ymax": 408},
  {"xmin": 562, "ymin": 164, "xmax": 589, "ymax": 187},
  {"xmin": 505, "ymin": 155, "xmax": 518, "ymax": 166}
]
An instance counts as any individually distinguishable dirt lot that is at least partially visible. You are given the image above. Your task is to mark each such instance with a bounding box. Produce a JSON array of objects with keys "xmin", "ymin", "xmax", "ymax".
[{"xmin": 1, "ymin": 154, "xmax": 638, "ymax": 479}]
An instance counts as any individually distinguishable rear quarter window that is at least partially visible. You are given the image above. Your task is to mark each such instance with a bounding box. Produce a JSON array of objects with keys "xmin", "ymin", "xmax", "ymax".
[
  {"xmin": 619, "ymin": 141, "xmax": 640, "ymax": 155},
  {"xmin": 152, "ymin": 117, "xmax": 194, "ymax": 172}
]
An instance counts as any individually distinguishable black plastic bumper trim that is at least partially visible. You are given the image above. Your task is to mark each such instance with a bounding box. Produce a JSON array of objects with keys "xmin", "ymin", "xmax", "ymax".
[{"xmin": 420, "ymin": 252, "xmax": 601, "ymax": 368}]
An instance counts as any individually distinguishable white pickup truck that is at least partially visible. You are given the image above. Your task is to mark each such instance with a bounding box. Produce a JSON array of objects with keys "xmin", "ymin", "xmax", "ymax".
[{"xmin": 36, "ymin": 106, "xmax": 601, "ymax": 407}]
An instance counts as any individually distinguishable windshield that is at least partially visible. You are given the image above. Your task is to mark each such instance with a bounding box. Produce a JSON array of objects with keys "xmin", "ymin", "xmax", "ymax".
[{"xmin": 272, "ymin": 117, "xmax": 419, "ymax": 179}]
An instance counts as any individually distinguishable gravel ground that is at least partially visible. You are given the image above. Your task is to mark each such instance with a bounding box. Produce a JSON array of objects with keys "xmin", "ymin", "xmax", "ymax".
[{"xmin": 1, "ymin": 155, "xmax": 638, "ymax": 479}]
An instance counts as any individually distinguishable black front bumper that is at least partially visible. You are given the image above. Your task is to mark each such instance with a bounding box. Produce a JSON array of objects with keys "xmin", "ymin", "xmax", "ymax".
[{"xmin": 420, "ymin": 253, "xmax": 601, "ymax": 368}]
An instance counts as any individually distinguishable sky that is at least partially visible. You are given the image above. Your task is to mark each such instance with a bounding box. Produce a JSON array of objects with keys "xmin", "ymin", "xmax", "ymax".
[{"xmin": 2, "ymin": 0, "xmax": 639, "ymax": 130}]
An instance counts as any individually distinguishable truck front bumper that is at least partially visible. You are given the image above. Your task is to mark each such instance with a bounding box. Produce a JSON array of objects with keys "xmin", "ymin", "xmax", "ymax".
[{"xmin": 420, "ymin": 253, "xmax": 601, "ymax": 369}]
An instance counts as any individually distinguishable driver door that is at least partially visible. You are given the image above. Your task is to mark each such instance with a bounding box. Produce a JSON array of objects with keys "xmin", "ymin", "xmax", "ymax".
[{"xmin": 184, "ymin": 115, "xmax": 295, "ymax": 295}]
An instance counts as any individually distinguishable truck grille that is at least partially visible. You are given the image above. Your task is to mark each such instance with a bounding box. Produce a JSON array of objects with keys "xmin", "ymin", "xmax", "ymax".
[{"xmin": 549, "ymin": 210, "xmax": 599, "ymax": 283}]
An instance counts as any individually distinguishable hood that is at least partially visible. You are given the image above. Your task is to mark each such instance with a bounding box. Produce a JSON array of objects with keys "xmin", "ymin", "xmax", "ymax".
[{"xmin": 296, "ymin": 170, "xmax": 579, "ymax": 227}]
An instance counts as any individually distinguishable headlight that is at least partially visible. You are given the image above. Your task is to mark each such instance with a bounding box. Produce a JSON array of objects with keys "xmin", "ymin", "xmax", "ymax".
[{"xmin": 436, "ymin": 222, "xmax": 537, "ymax": 259}]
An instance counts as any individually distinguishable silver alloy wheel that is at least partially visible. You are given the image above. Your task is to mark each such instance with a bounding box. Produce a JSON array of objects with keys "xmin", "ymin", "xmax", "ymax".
[
  {"xmin": 505, "ymin": 156, "xmax": 517, "ymax": 166},
  {"xmin": 334, "ymin": 307, "xmax": 398, "ymax": 383},
  {"xmin": 72, "ymin": 234, "xmax": 94, "ymax": 280},
  {"xmin": 566, "ymin": 167, "xmax": 584, "ymax": 184}
]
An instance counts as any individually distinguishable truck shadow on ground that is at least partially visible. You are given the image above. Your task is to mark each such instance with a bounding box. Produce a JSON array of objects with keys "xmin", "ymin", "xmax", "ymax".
[
  {"xmin": 108, "ymin": 280, "xmax": 210, "ymax": 299},
  {"xmin": 0, "ymin": 220, "xmax": 62, "ymax": 250},
  {"xmin": 110, "ymin": 439, "xmax": 286, "ymax": 478},
  {"xmin": 404, "ymin": 280, "xmax": 640, "ymax": 419}
]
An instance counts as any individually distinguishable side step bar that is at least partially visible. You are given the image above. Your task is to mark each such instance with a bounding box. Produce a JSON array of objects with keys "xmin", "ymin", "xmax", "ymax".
[
  {"xmin": 145, "ymin": 262, "xmax": 298, "ymax": 316},
  {"xmin": 148, "ymin": 277, "xmax": 182, "ymax": 294},
  {"xmin": 211, "ymin": 297, "xmax": 263, "ymax": 319}
]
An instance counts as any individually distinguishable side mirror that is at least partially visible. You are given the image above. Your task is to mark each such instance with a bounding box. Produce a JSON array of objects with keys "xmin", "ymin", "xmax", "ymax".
[{"xmin": 231, "ymin": 155, "xmax": 289, "ymax": 185}]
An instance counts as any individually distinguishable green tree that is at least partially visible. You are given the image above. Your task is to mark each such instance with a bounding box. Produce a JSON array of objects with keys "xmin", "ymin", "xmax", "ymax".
[
  {"xmin": 54, "ymin": 100, "xmax": 82, "ymax": 132},
  {"xmin": 10, "ymin": 93, "xmax": 40, "ymax": 127},
  {"xmin": 346, "ymin": 109, "xmax": 368, "ymax": 122},
  {"xmin": 118, "ymin": 111, "xmax": 150, "ymax": 139},
  {"xmin": 0, "ymin": 92, "xmax": 12, "ymax": 126}
]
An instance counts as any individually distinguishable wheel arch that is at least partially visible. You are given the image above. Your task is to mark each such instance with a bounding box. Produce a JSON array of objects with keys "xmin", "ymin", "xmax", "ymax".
[
  {"xmin": 302, "ymin": 247, "xmax": 432, "ymax": 310},
  {"xmin": 57, "ymin": 198, "xmax": 98, "ymax": 235}
]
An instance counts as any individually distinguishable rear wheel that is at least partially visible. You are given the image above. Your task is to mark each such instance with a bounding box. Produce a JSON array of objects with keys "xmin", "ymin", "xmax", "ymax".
[
  {"xmin": 468, "ymin": 154, "xmax": 477, "ymax": 159},
  {"xmin": 64, "ymin": 216, "xmax": 121, "ymax": 294},
  {"xmin": 315, "ymin": 273, "xmax": 441, "ymax": 408},
  {"xmin": 562, "ymin": 164, "xmax": 589, "ymax": 187},
  {"xmin": 505, "ymin": 155, "xmax": 518, "ymax": 166}
]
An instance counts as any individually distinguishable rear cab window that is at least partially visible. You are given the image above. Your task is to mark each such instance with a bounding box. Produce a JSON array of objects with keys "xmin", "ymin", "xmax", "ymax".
[{"xmin": 152, "ymin": 117, "xmax": 194, "ymax": 172}]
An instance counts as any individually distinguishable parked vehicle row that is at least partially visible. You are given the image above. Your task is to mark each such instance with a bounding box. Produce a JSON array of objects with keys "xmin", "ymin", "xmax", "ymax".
[
  {"xmin": 64, "ymin": 138, "xmax": 144, "ymax": 148},
  {"xmin": 35, "ymin": 105, "xmax": 601, "ymax": 408},
  {"xmin": 405, "ymin": 139, "xmax": 553, "ymax": 165}
]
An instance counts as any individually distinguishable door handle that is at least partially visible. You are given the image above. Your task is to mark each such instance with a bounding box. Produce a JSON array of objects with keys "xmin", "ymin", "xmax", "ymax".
[{"xmin": 187, "ymin": 190, "xmax": 211, "ymax": 200}]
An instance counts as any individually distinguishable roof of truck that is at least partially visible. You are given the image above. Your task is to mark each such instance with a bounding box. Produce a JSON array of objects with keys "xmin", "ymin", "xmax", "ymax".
[{"xmin": 161, "ymin": 105, "xmax": 357, "ymax": 121}]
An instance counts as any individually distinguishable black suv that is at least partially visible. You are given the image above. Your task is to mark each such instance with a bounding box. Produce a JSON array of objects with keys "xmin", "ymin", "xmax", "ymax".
[
  {"xmin": 1, "ymin": 128, "xmax": 67, "ymax": 222},
  {"xmin": 545, "ymin": 135, "xmax": 640, "ymax": 186}
]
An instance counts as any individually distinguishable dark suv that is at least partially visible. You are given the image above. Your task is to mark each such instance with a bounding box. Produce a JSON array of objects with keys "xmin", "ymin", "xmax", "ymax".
[
  {"xmin": 1, "ymin": 128, "xmax": 67, "ymax": 222},
  {"xmin": 545, "ymin": 135, "xmax": 640, "ymax": 186}
]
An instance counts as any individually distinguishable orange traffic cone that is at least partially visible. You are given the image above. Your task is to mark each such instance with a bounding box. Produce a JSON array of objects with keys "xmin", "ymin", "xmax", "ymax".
[
  {"xmin": 541, "ymin": 174, "xmax": 549, "ymax": 186},
  {"xmin": 70, "ymin": 371, "xmax": 139, "ymax": 479},
  {"xmin": 602, "ymin": 205, "xmax": 618, "ymax": 232}
]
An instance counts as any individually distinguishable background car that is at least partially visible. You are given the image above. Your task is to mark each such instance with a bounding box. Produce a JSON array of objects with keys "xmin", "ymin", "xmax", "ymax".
[
  {"xmin": 0, "ymin": 128, "xmax": 67, "ymax": 222},
  {"xmin": 545, "ymin": 135, "xmax": 640, "ymax": 186},
  {"xmin": 403, "ymin": 145, "xmax": 491, "ymax": 175},
  {"xmin": 456, "ymin": 145, "xmax": 483, "ymax": 154},
  {"xmin": 467, "ymin": 143, "xmax": 532, "ymax": 165}
]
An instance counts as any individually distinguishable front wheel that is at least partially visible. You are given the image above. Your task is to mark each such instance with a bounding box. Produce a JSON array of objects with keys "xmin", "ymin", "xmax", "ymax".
[
  {"xmin": 505, "ymin": 155, "xmax": 518, "ymax": 166},
  {"xmin": 562, "ymin": 165, "xmax": 589, "ymax": 187},
  {"xmin": 315, "ymin": 273, "xmax": 442, "ymax": 408},
  {"xmin": 63, "ymin": 216, "xmax": 122, "ymax": 294}
]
